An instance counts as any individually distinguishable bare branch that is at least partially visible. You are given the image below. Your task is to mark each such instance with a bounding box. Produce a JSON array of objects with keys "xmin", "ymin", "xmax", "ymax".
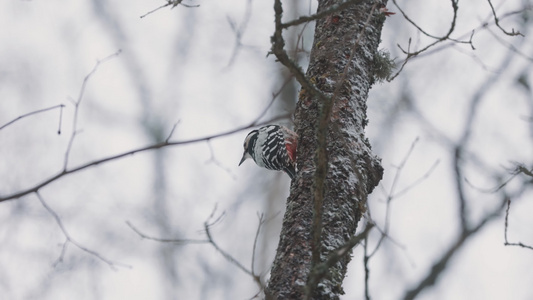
[
  {"xmin": 291, "ymin": 21, "xmax": 312, "ymax": 58},
  {"xmin": 225, "ymin": 0, "xmax": 253, "ymax": 68},
  {"xmin": 203, "ymin": 214, "xmax": 255, "ymax": 278},
  {"xmin": 0, "ymin": 104, "xmax": 65, "ymax": 132},
  {"xmin": 392, "ymin": 0, "xmax": 469, "ymax": 44},
  {"xmin": 250, "ymin": 75, "xmax": 294, "ymax": 127},
  {"xmin": 363, "ymin": 236, "xmax": 370, "ymax": 300},
  {"xmin": 393, "ymin": 159, "xmax": 440, "ymax": 198},
  {"xmin": 486, "ymin": 0, "xmax": 524, "ymax": 37},
  {"xmin": 63, "ymin": 50, "xmax": 122, "ymax": 171},
  {"xmin": 388, "ymin": 137, "xmax": 419, "ymax": 199},
  {"xmin": 396, "ymin": 8, "xmax": 527, "ymax": 67},
  {"xmin": 0, "ymin": 63, "xmax": 292, "ymax": 203},
  {"xmin": 202, "ymin": 207, "xmax": 263, "ymax": 291},
  {"xmin": 205, "ymin": 139, "xmax": 237, "ymax": 178},
  {"xmin": 389, "ymin": 0, "xmax": 466, "ymax": 80},
  {"xmin": 465, "ymin": 163, "xmax": 533, "ymax": 194},
  {"xmin": 505, "ymin": 241, "xmax": 533, "ymax": 251},
  {"xmin": 389, "ymin": 38, "xmax": 413, "ymax": 81},
  {"xmin": 36, "ymin": 191, "xmax": 130, "ymax": 269},
  {"xmin": 249, "ymin": 212, "xmax": 279, "ymax": 284},
  {"xmin": 140, "ymin": 2, "xmax": 172, "ymax": 18},
  {"xmin": 486, "ymin": 27, "xmax": 533, "ymax": 62},
  {"xmin": 128, "ymin": 205, "xmax": 266, "ymax": 292},
  {"xmin": 390, "ymin": 3, "xmax": 529, "ymax": 80},
  {"xmin": 140, "ymin": 0, "xmax": 199, "ymax": 19},
  {"xmin": 0, "ymin": 114, "xmax": 290, "ymax": 203},
  {"xmin": 271, "ymin": 0, "xmax": 327, "ymax": 102},
  {"xmin": 251, "ymin": 213, "xmax": 265, "ymax": 277},
  {"xmin": 448, "ymin": 43, "xmax": 497, "ymax": 72},
  {"xmin": 52, "ymin": 238, "xmax": 70, "ymax": 267},
  {"xmin": 514, "ymin": 164, "xmax": 533, "ymax": 177},
  {"xmin": 451, "ymin": 37, "xmax": 517, "ymax": 229},
  {"xmin": 166, "ymin": 121, "xmax": 181, "ymax": 143},
  {"xmin": 453, "ymin": 147, "xmax": 468, "ymax": 230},
  {"xmin": 504, "ymin": 198, "xmax": 533, "ymax": 250},
  {"xmin": 403, "ymin": 195, "xmax": 508, "ymax": 300},
  {"xmin": 367, "ymin": 138, "xmax": 436, "ymax": 259},
  {"xmin": 126, "ymin": 221, "xmax": 209, "ymax": 244}
]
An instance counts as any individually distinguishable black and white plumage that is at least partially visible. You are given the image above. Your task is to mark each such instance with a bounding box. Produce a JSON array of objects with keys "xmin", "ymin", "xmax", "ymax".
[{"xmin": 239, "ymin": 125, "xmax": 298, "ymax": 179}]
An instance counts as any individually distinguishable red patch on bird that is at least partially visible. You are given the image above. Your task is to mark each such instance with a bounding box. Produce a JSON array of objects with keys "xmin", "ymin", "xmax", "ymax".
[
  {"xmin": 332, "ymin": 15, "xmax": 340, "ymax": 24},
  {"xmin": 379, "ymin": 6, "xmax": 396, "ymax": 16},
  {"xmin": 286, "ymin": 142, "xmax": 297, "ymax": 163},
  {"xmin": 281, "ymin": 126, "xmax": 298, "ymax": 163}
]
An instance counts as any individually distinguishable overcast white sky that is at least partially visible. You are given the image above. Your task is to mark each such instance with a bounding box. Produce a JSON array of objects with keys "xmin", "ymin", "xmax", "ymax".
[{"xmin": 0, "ymin": 0, "xmax": 532, "ymax": 299}]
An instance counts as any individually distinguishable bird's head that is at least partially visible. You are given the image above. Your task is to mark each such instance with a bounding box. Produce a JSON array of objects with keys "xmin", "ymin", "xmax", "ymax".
[{"xmin": 239, "ymin": 129, "xmax": 259, "ymax": 166}]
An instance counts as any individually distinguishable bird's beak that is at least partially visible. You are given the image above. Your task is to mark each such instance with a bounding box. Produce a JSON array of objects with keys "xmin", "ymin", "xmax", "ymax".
[{"xmin": 238, "ymin": 153, "xmax": 247, "ymax": 166}]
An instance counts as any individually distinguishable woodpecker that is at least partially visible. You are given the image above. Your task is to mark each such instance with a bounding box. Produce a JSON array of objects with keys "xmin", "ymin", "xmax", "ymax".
[{"xmin": 239, "ymin": 125, "xmax": 298, "ymax": 179}]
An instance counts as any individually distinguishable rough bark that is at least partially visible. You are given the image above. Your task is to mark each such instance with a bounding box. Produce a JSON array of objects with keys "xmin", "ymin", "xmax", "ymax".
[{"xmin": 266, "ymin": 1, "xmax": 385, "ymax": 299}]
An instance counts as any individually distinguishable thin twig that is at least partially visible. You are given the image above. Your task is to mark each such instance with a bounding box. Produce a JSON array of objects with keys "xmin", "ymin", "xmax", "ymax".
[
  {"xmin": 1, "ymin": 75, "xmax": 290, "ymax": 202},
  {"xmin": 486, "ymin": 0, "xmax": 523, "ymax": 36},
  {"xmin": 389, "ymin": 0, "xmax": 465, "ymax": 80},
  {"xmin": 250, "ymin": 212, "xmax": 280, "ymax": 280},
  {"xmin": 393, "ymin": 159, "xmax": 440, "ymax": 198},
  {"xmin": 291, "ymin": 19, "xmax": 312, "ymax": 59},
  {"xmin": 140, "ymin": 0, "xmax": 199, "ymax": 19},
  {"xmin": 396, "ymin": 8, "xmax": 526, "ymax": 65},
  {"xmin": 465, "ymin": 163, "xmax": 533, "ymax": 193},
  {"xmin": 271, "ymin": 0, "xmax": 326, "ymax": 102},
  {"xmin": 203, "ymin": 210, "xmax": 258, "ymax": 280},
  {"xmin": 166, "ymin": 121, "xmax": 181, "ymax": 143},
  {"xmin": 126, "ymin": 221, "xmax": 209, "ymax": 244},
  {"xmin": 392, "ymin": 0, "xmax": 470, "ymax": 44},
  {"xmin": 515, "ymin": 164, "xmax": 533, "ymax": 177},
  {"xmin": 363, "ymin": 236, "xmax": 370, "ymax": 300},
  {"xmin": 250, "ymin": 75, "xmax": 294, "ymax": 127},
  {"xmin": 389, "ymin": 2, "xmax": 529, "ymax": 80},
  {"xmin": 0, "ymin": 104, "xmax": 65, "ymax": 132},
  {"xmin": 52, "ymin": 238, "xmax": 70, "ymax": 267},
  {"xmin": 368, "ymin": 137, "xmax": 420, "ymax": 258},
  {"xmin": 141, "ymin": 2, "xmax": 171, "ymax": 18},
  {"xmin": 128, "ymin": 204, "xmax": 265, "ymax": 290},
  {"xmin": 224, "ymin": 0, "xmax": 253, "ymax": 68},
  {"xmin": 63, "ymin": 50, "xmax": 122, "ymax": 171},
  {"xmin": 403, "ymin": 195, "xmax": 508, "ymax": 299},
  {"xmin": 486, "ymin": 26, "xmax": 532, "ymax": 62},
  {"xmin": 453, "ymin": 39, "xmax": 517, "ymax": 230},
  {"xmin": 36, "ymin": 191, "xmax": 130, "ymax": 270},
  {"xmin": 205, "ymin": 139, "xmax": 237, "ymax": 178},
  {"xmin": 251, "ymin": 213, "xmax": 264, "ymax": 277},
  {"xmin": 503, "ymin": 198, "xmax": 533, "ymax": 250}
]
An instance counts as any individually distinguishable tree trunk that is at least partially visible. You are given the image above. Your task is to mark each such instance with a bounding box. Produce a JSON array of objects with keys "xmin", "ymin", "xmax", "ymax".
[{"xmin": 266, "ymin": 0, "xmax": 385, "ymax": 299}]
